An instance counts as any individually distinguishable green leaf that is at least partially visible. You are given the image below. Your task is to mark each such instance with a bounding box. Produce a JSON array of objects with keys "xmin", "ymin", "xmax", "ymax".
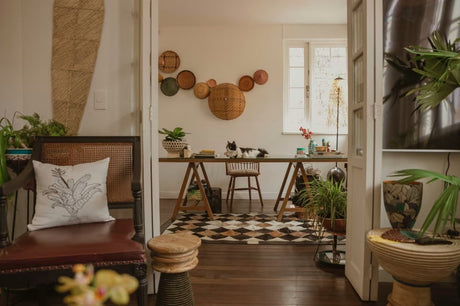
[{"xmin": 392, "ymin": 168, "xmax": 460, "ymax": 237}]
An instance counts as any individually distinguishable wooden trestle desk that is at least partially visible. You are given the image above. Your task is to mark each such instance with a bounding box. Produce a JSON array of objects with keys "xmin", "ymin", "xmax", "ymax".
[{"xmin": 159, "ymin": 156, "xmax": 347, "ymax": 221}]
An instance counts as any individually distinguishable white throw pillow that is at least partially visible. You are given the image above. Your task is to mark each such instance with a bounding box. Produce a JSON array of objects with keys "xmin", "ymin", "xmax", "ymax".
[{"xmin": 28, "ymin": 158, "xmax": 115, "ymax": 231}]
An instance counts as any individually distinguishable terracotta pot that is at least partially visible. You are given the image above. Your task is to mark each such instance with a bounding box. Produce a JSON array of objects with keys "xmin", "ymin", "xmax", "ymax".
[{"xmin": 323, "ymin": 218, "xmax": 346, "ymax": 234}]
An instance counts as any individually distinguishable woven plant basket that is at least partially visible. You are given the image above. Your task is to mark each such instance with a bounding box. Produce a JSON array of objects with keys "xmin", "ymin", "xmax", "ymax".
[
  {"xmin": 208, "ymin": 83, "xmax": 245, "ymax": 120},
  {"xmin": 162, "ymin": 140, "xmax": 187, "ymax": 157}
]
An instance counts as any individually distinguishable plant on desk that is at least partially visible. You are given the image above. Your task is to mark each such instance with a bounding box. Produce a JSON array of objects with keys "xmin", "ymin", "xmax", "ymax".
[
  {"xmin": 296, "ymin": 178, "xmax": 347, "ymax": 264},
  {"xmin": 159, "ymin": 127, "xmax": 189, "ymax": 158}
]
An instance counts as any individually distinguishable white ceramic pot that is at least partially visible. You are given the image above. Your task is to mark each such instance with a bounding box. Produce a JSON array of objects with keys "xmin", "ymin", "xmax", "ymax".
[{"xmin": 162, "ymin": 140, "xmax": 187, "ymax": 158}]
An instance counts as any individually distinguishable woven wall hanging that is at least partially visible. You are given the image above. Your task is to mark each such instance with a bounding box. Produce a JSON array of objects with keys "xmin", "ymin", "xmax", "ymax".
[
  {"xmin": 51, "ymin": 0, "xmax": 105, "ymax": 134},
  {"xmin": 208, "ymin": 83, "xmax": 245, "ymax": 120},
  {"xmin": 158, "ymin": 50, "xmax": 181, "ymax": 73}
]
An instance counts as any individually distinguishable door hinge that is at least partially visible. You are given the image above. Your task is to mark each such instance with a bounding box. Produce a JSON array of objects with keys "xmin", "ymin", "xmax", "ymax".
[
  {"xmin": 149, "ymin": 105, "xmax": 153, "ymax": 122},
  {"xmin": 373, "ymin": 104, "xmax": 382, "ymax": 120}
]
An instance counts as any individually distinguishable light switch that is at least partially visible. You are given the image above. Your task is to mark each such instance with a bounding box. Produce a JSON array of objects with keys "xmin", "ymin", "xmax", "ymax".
[{"xmin": 94, "ymin": 89, "xmax": 107, "ymax": 110}]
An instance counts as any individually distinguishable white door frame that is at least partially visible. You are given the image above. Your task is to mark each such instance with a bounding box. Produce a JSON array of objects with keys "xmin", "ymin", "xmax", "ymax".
[
  {"xmin": 345, "ymin": 0, "xmax": 383, "ymax": 301},
  {"xmin": 139, "ymin": 0, "xmax": 160, "ymax": 294}
]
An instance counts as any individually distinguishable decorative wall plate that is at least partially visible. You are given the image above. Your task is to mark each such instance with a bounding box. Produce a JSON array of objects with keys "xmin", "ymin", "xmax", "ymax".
[
  {"xmin": 253, "ymin": 69, "xmax": 269, "ymax": 85},
  {"xmin": 161, "ymin": 77, "xmax": 179, "ymax": 96},
  {"xmin": 158, "ymin": 50, "xmax": 180, "ymax": 73},
  {"xmin": 177, "ymin": 70, "xmax": 196, "ymax": 89},
  {"xmin": 194, "ymin": 82, "xmax": 210, "ymax": 99},
  {"xmin": 238, "ymin": 75, "xmax": 254, "ymax": 92},
  {"xmin": 207, "ymin": 79, "xmax": 217, "ymax": 88}
]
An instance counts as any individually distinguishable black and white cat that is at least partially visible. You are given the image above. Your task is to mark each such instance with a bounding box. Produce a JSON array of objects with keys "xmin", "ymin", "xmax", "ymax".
[{"xmin": 225, "ymin": 141, "xmax": 269, "ymax": 158}]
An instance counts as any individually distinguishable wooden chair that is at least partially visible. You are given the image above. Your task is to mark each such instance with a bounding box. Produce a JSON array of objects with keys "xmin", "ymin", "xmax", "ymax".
[
  {"xmin": 0, "ymin": 136, "xmax": 147, "ymax": 305},
  {"xmin": 225, "ymin": 161, "xmax": 263, "ymax": 211}
]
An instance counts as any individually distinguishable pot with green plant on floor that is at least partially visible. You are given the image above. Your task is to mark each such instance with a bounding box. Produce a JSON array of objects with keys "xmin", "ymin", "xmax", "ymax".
[
  {"xmin": 296, "ymin": 178, "xmax": 347, "ymax": 264},
  {"xmin": 0, "ymin": 112, "xmax": 68, "ymax": 179},
  {"xmin": 159, "ymin": 127, "xmax": 189, "ymax": 158},
  {"xmin": 367, "ymin": 168, "xmax": 460, "ymax": 306}
]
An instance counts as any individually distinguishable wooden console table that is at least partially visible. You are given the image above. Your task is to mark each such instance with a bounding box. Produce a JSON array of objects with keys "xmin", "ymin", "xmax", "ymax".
[{"xmin": 159, "ymin": 155, "xmax": 347, "ymax": 221}]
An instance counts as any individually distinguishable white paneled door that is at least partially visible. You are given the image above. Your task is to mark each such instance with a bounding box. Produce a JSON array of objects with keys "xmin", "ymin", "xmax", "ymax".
[{"xmin": 345, "ymin": 0, "xmax": 382, "ymax": 301}]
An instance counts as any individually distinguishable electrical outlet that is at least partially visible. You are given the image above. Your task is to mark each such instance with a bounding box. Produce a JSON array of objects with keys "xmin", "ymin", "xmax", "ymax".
[{"xmin": 94, "ymin": 89, "xmax": 107, "ymax": 110}]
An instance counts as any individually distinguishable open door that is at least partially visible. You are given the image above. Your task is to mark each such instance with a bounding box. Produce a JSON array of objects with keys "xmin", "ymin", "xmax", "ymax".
[{"xmin": 345, "ymin": 0, "xmax": 382, "ymax": 301}]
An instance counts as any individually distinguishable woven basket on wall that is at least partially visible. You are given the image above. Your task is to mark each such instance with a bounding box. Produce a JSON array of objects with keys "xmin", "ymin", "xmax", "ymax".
[{"xmin": 208, "ymin": 83, "xmax": 245, "ymax": 120}]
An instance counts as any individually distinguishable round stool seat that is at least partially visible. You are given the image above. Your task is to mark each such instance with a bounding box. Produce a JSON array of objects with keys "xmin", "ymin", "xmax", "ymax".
[
  {"xmin": 148, "ymin": 231, "xmax": 201, "ymax": 256},
  {"xmin": 148, "ymin": 232, "xmax": 201, "ymax": 273},
  {"xmin": 148, "ymin": 232, "xmax": 202, "ymax": 306}
]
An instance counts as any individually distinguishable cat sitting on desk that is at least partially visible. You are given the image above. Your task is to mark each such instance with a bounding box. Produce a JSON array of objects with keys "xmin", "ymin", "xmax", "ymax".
[{"xmin": 225, "ymin": 141, "xmax": 269, "ymax": 158}]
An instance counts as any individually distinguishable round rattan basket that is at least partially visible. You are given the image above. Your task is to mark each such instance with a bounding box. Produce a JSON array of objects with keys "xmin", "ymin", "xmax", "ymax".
[
  {"xmin": 162, "ymin": 140, "xmax": 187, "ymax": 157},
  {"xmin": 208, "ymin": 83, "xmax": 245, "ymax": 120},
  {"xmin": 158, "ymin": 50, "xmax": 180, "ymax": 73}
]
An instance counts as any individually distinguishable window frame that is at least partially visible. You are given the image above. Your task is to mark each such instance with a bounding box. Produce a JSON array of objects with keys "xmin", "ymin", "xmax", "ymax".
[{"xmin": 283, "ymin": 39, "xmax": 348, "ymax": 135}]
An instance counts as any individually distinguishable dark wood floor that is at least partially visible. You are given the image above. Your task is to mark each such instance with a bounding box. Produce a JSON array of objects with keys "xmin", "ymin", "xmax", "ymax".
[{"xmin": 5, "ymin": 198, "xmax": 460, "ymax": 305}]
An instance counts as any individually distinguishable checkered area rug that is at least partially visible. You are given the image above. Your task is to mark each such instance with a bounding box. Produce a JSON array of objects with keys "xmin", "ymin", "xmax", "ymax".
[{"xmin": 163, "ymin": 213, "xmax": 346, "ymax": 245}]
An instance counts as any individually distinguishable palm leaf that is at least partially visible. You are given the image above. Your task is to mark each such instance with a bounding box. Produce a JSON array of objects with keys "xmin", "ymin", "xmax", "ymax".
[{"xmin": 391, "ymin": 169, "xmax": 460, "ymax": 237}]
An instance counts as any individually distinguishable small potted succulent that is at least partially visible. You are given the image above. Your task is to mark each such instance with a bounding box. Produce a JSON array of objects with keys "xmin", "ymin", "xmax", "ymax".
[{"xmin": 158, "ymin": 127, "xmax": 189, "ymax": 157}]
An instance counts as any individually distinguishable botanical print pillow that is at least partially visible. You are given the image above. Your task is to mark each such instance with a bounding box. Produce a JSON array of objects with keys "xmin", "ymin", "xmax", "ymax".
[{"xmin": 28, "ymin": 158, "xmax": 114, "ymax": 231}]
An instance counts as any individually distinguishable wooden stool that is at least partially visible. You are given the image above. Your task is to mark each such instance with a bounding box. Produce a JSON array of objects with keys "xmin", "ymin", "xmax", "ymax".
[{"xmin": 148, "ymin": 232, "xmax": 201, "ymax": 306}]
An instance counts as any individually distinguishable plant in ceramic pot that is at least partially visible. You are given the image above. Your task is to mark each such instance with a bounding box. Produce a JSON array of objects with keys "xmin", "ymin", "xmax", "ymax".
[
  {"xmin": 0, "ymin": 112, "xmax": 68, "ymax": 180},
  {"xmin": 296, "ymin": 178, "xmax": 347, "ymax": 263},
  {"xmin": 392, "ymin": 168, "xmax": 460, "ymax": 238},
  {"xmin": 158, "ymin": 127, "xmax": 189, "ymax": 157}
]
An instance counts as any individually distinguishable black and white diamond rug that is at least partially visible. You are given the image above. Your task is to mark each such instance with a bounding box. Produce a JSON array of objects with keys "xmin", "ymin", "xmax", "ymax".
[{"xmin": 163, "ymin": 213, "xmax": 346, "ymax": 245}]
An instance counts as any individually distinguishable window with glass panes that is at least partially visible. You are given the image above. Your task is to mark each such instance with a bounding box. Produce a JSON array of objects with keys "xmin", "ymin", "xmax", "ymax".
[{"xmin": 283, "ymin": 41, "xmax": 347, "ymax": 134}]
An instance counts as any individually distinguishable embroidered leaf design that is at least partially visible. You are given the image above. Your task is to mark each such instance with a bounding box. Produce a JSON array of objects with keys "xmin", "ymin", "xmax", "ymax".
[{"xmin": 43, "ymin": 170, "xmax": 103, "ymax": 220}]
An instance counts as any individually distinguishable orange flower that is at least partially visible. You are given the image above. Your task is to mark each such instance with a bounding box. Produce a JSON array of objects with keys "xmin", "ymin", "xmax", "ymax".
[{"xmin": 299, "ymin": 127, "xmax": 313, "ymax": 140}]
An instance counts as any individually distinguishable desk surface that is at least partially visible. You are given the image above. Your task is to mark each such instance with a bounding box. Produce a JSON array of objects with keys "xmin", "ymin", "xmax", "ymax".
[{"xmin": 159, "ymin": 155, "xmax": 347, "ymax": 163}]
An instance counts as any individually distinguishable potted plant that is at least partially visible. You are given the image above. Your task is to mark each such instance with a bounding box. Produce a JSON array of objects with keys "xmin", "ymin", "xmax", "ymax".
[
  {"xmin": 295, "ymin": 178, "xmax": 347, "ymax": 264},
  {"xmin": 392, "ymin": 168, "xmax": 460, "ymax": 238},
  {"xmin": 0, "ymin": 112, "xmax": 67, "ymax": 182},
  {"xmin": 158, "ymin": 127, "xmax": 189, "ymax": 157}
]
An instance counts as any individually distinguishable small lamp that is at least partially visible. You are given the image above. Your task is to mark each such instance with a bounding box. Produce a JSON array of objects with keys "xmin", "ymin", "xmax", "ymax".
[{"xmin": 327, "ymin": 77, "xmax": 346, "ymax": 184}]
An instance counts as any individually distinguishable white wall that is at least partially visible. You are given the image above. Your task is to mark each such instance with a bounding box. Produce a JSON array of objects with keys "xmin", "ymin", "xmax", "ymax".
[
  {"xmin": 0, "ymin": 0, "xmax": 23, "ymax": 119},
  {"xmin": 0, "ymin": 0, "xmax": 139, "ymax": 237},
  {"xmin": 0, "ymin": 0, "xmax": 138, "ymax": 135},
  {"xmin": 158, "ymin": 24, "xmax": 348, "ymax": 199}
]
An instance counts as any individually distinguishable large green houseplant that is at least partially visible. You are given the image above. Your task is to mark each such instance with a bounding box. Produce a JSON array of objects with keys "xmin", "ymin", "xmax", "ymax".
[
  {"xmin": 404, "ymin": 31, "xmax": 460, "ymax": 110},
  {"xmin": 385, "ymin": 31, "xmax": 460, "ymax": 110},
  {"xmin": 296, "ymin": 178, "xmax": 347, "ymax": 264},
  {"xmin": 296, "ymin": 179, "xmax": 347, "ymax": 228}
]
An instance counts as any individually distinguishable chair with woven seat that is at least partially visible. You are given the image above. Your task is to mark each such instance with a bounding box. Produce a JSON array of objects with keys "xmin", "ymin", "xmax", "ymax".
[
  {"xmin": 225, "ymin": 161, "xmax": 263, "ymax": 211},
  {"xmin": 0, "ymin": 136, "xmax": 147, "ymax": 305}
]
